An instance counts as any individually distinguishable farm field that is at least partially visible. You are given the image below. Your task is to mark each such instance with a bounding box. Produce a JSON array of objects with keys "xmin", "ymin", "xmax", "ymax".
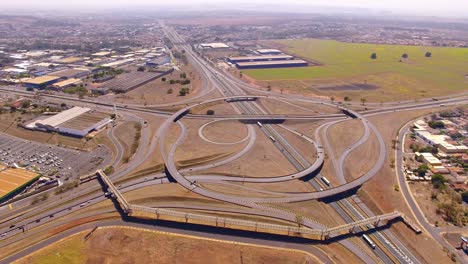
[{"xmin": 245, "ymin": 39, "xmax": 468, "ymax": 102}]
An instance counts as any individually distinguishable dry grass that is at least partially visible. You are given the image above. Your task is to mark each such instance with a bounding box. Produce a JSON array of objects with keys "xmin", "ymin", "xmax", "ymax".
[{"xmin": 17, "ymin": 227, "xmax": 312, "ymax": 264}]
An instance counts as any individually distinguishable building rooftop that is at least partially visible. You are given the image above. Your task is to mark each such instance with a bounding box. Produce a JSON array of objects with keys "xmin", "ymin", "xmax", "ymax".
[
  {"xmin": 23, "ymin": 75, "xmax": 61, "ymax": 85},
  {"xmin": 257, "ymin": 49, "xmax": 282, "ymax": 54},
  {"xmin": 229, "ymin": 54, "xmax": 294, "ymax": 61},
  {"xmin": 236, "ymin": 59, "xmax": 307, "ymax": 66},
  {"xmin": 59, "ymin": 111, "xmax": 110, "ymax": 131},
  {"xmin": 48, "ymin": 68, "xmax": 90, "ymax": 78},
  {"xmin": 36, "ymin": 106, "xmax": 90, "ymax": 128},
  {"xmin": 200, "ymin": 42, "xmax": 230, "ymax": 49},
  {"xmin": 52, "ymin": 78, "xmax": 82, "ymax": 88}
]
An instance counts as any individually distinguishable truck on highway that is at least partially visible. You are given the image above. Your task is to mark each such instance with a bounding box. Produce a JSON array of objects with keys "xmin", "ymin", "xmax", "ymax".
[
  {"xmin": 320, "ymin": 176, "xmax": 331, "ymax": 186},
  {"xmin": 362, "ymin": 234, "xmax": 376, "ymax": 249},
  {"xmin": 269, "ymin": 136, "xmax": 276, "ymax": 142},
  {"xmin": 257, "ymin": 121, "xmax": 263, "ymax": 127}
]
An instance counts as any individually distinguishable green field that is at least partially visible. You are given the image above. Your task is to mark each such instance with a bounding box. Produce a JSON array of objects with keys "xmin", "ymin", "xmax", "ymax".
[{"xmin": 245, "ymin": 39, "xmax": 468, "ymax": 101}]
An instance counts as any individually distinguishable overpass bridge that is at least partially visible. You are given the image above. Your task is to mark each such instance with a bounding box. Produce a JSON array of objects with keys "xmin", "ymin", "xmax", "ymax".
[
  {"xmin": 96, "ymin": 170, "xmax": 131, "ymax": 214},
  {"xmin": 96, "ymin": 170, "xmax": 421, "ymax": 239},
  {"xmin": 187, "ymin": 113, "xmax": 344, "ymax": 121}
]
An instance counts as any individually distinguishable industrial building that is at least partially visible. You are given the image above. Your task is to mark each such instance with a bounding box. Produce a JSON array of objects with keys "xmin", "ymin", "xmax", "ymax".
[
  {"xmin": 235, "ymin": 59, "xmax": 308, "ymax": 69},
  {"xmin": 200, "ymin": 42, "xmax": 230, "ymax": 49},
  {"xmin": 257, "ymin": 49, "xmax": 283, "ymax": 55},
  {"xmin": 48, "ymin": 68, "xmax": 90, "ymax": 79},
  {"xmin": 228, "ymin": 55, "xmax": 294, "ymax": 63},
  {"xmin": 26, "ymin": 106, "xmax": 111, "ymax": 137},
  {"xmin": 22, "ymin": 75, "xmax": 62, "ymax": 89},
  {"xmin": 51, "ymin": 78, "xmax": 83, "ymax": 90},
  {"xmin": 0, "ymin": 165, "xmax": 40, "ymax": 202},
  {"xmin": 96, "ymin": 70, "xmax": 173, "ymax": 94}
]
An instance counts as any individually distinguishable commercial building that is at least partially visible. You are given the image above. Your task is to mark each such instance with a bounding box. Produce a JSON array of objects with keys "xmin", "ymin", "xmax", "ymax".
[
  {"xmin": 26, "ymin": 107, "xmax": 111, "ymax": 137},
  {"xmin": 235, "ymin": 59, "xmax": 308, "ymax": 69},
  {"xmin": 415, "ymin": 152, "xmax": 442, "ymax": 166},
  {"xmin": 51, "ymin": 78, "xmax": 83, "ymax": 90},
  {"xmin": 414, "ymin": 127, "xmax": 468, "ymax": 154},
  {"xmin": 257, "ymin": 49, "xmax": 282, "ymax": 55},
  {"xmin": 97, "ymin": 70, "xmax": 173, "ymax": 93},
  {"xmin": 48, "ymin": 68, "xmax": 90, "ymax": 79},
  {"xmin": 200, "ymin": 42, "xmax": 230, "ymax": 49},
  {"xmin": 22, "ymin": 75, "xmax": 62, "ymax": 89},
  {"xmin": 228, "ymin": 55, "xmax": 294, "ymax": 63},
  {"xmin": 0, "ymin": 165, "xmax": 40, "ymax": 202}
]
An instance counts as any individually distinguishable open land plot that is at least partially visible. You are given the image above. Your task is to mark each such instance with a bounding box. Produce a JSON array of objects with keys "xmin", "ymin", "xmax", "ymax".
[
  {"xmin": 196, "ymin": 126, "xmax": 297, "ymax": 178},
  {"xmin": 174, "ymin": 119, "xmax": 249, "ymax": 167},
  {"xmin": 201, "ymin": 120, "xmax": 248, "ymax": 144},
  {"xmin": 16, "ymin": 227, "xmax": 313, "ymax": 264},
  {"xmin": 343, "ymin": 131, "xmax": 379, "ymax": 183},
  {"xmin": 275, "ymin": 124, "xmax": 318, "ymax": 165},
  {"xmin": 245, "ymin": 39, "xmax": 468, "ymax": 102},
  {"xmin": 257, "ymin": 97, "xmax": 341, "ymax": 115},
  {"xmin": 326, "ymin": 119, "xmax": 365, "ymax": 158},
  {"xmin": 113, "ymin": 120, "xmax": 138, "ymax": 163}
]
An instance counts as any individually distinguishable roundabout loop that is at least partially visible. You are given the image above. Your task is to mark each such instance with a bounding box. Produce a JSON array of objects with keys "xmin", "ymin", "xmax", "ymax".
[
  {"xmin": 198, "ymin": 120, "xmax": 250, "ymax": 145},
  {"xmin": 158, "ymin": 95, "xmax": 384, "ymax": 201}
]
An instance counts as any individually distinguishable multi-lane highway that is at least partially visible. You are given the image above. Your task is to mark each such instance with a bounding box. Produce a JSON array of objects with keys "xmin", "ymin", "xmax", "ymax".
[{"xmin": 0, "ymin": 21, "xmax": 467, "ymax": 264}]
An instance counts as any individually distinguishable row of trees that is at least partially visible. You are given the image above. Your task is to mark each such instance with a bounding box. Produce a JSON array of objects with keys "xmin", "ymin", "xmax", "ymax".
[{"xmin": 370, "ymin": 52, "xmax": 432, "ymax": 60}]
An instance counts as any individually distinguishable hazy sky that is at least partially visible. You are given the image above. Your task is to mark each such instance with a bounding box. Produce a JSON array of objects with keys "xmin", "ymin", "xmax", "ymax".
[{"xmin": 3, "ymin": 0, "xmax": 468, "ymax": 17}]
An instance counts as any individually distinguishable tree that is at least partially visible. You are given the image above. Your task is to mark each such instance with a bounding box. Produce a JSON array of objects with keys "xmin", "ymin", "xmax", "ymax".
[
  {"xmin": 161, "ymin": 77, "xmax": 166, "ymax": 82},
  {"xmin": 60, "ymin": 103, "xmax": 67, "ymax": 108},
  {"xmin": 10, "ymin": 106, "xmax": 17, "ymax": 112},
  {"xmin": 360, "ymin": 97, "xmax": 366, "ymax": 105},
  {"xmin": 21, "ymin": 100, "xmax": 31, "ymax": 109},
  {"xmin": 167, "ymin": 88, "xmax": 173, "ymax": 94},
  {"xmin": 180, "ymin": 79, "xmax": 191, "ymax": 85},
  {"xmin": 425, "ymin": 52, "xmax": 432, "ymax": 58},
  {"xmin": 344, "ymin": 96, "xmax": 351, "ymax": 102},
  {"xmin": 416, "ymin": 164, "xmax": 429, "ymax": 177},
  {"xmin": 179, "ymin": 87, "xmax": 190, "ymax": 96},
  {"xmin": 26, "ymin": 87, "xmax": 34, "ymax": 92},
  {"xmin": 402, "ymin": 53, "xmax": 409, "ymax": 59},
  {"xmin": 330, "ymin": 96, "xmax": 335, "ymax": 102},
  {"xmin": 169, "ymin": 80, "xmax": 176, "ymax": 84},
  {"xmin": 206, "ymin": 109, "xmax": 215, "ymax": 115},
  {"xmin": 370, "ymin": 53, "xmax": 377, "ymax": 59},
  {"xmin": 431, "ymin": 173, "xmax": 447, "ymax": 189},
  {"xmin": 180, "ymin": 72, "xmax": 187, "ymax": 79},
  {"xmin": 462, "ymin": 191, "xmax": 468, "ymax": 203},
  {"xmin": 428, "ymin": 121, "xmax": 445, "ymax": 129},
  {"xmin": 137, "ymin": 66, "xmax": 145, "ymax": 72}
]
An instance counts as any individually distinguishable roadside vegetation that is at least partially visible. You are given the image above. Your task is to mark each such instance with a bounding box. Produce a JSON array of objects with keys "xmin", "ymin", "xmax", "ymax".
[{"xmin": 431, "ymin": 174, "xmax": 468, "ymax": 226}]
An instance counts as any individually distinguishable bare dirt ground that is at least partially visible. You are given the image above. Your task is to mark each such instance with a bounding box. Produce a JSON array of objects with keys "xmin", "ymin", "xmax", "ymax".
[
  {"xmin": 409, "ymin": 182, "xmax": 447, "ymax": 226},
  {"xmin": 258, "ymin": 98, "xmax": 339, "ymax": 115},
  {"xmin": 198, "ymin": 126, "xmax": 297, "ymax": 178},
  {"xmin": 174, "ymin": 119, "xmax": 248, "ymax": 165},
  {"xmin": 17, "ymin": 226, "xmax": 314, "ymax": 264},
  {"xmin": 358, "ymin": 108, "xmax": 456, "ymax": 264},
  {"xmin": 343, "ymin": 132, "xmax": 379, "ymax": 182},
  {"xmin": 201, "ymin": 120, "xmax": 248, "ymax": 144},
  {"xmin": 113, "ymin": 120, "xmax": 138, "ymax": 162},
  {"xmin": 327, "ymin": 119, "xmax": 364, "ymax": 158},
  {"xmin": 275, "ymin": 124, "xmax": 318, "ymax": 165}
]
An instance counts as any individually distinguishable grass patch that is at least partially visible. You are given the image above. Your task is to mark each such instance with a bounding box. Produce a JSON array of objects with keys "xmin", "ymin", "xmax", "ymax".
[
  {"xmin": 24, "ymin": 234, "xmax": 86, "ymax": 264},
  {"xmin": 246, "ymin": 39, "xmax": 468, "ymax": 101}
]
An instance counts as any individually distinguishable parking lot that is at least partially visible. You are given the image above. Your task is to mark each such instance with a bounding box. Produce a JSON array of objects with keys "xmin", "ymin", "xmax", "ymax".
[{"xmin": 0, "ymin": 133, "xmax": 111, "ymax": 180}]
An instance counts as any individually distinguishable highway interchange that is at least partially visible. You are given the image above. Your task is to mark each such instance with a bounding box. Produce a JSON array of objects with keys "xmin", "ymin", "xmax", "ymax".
[{"xmin": 0, "ymin": 22, "xmax": 467, "ymax": 264}]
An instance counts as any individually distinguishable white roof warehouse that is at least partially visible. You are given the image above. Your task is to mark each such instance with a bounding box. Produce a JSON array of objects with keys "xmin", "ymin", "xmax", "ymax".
[{"xmin": 26, "ymin": 107, "xmax": 111, "ymax": 137}]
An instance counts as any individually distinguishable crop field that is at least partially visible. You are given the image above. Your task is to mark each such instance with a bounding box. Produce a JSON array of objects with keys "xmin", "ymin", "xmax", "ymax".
[{"xmin": 245, "ymin": 39, "xmax": 468, "ymax": 101}]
